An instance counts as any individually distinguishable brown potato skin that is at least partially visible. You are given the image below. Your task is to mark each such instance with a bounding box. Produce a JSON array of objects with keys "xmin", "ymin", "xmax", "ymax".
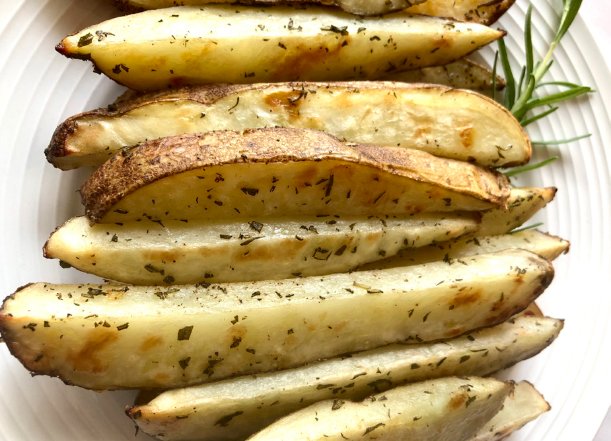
[{"xmin": 80, "ymin": 127, "xmax": 510, "ymax": 222}]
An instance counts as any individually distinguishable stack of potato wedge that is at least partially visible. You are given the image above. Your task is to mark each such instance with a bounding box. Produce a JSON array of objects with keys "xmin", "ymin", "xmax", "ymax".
[{"xmin": 0, "ymin": 0, "xmax": 571, "ymax": 440}]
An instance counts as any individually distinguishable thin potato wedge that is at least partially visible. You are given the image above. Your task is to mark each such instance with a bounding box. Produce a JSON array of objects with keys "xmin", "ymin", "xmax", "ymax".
[
  {"xmin": 406, "ymin": 0, "xmax": 516, "ymax": 25},
  {"xmin": 477, "ymin": 186, "xmax": 556, "ymax": 236},
  {"xmin": 0, "ymin": 249, "xmax": 552, "ymax": 389},
  {"xmin": 247, "ymin": 377, "xmax": 512, "ymax": 441},
  {"xmin": 44, "ymin": 213, "xmax": 478, "ymax": 284},
  {"xmin": 56, "ymin": 6, "xmax": 504, "ymax": 91},
  {"xmin": 362, "ymin": 229, "xmax": 570, "ymax": 271},
  {"xmin": 471, "ymin": 381, "xmax": 550, "ymax": 441},
  {"xmin": 113, "ymin": 0, "xmax": 426, "ymax": 16},
  {"xmin": 383, "ymin": 59, "xmax": 505, "ymax": 93},
  {"xmin": 80, "ymin": 128, "xmax": 510, "ymax": 223},
  {"xmin": 47, "ymin": 81, "xmax": 527, "ymax": 170},
  {"xmin": 128, "ymin": 314, "xmax": 562, "ymax": 441}
]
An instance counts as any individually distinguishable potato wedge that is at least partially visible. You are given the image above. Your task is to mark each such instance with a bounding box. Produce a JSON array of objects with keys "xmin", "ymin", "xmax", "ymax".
[
  {"xmin": 47, "ymin": 81, "xmax": 527, "ymax": 170},
  {"xmin": 383, "ymin": 59, "xmax": 505, "ymax": 94},
  {"xmin": 477, "ymin": 186, "xmax": 556, "ymax": 236},
  {"xmin": 113, "ymin": 0, "xmax": 426, "ymax": 16},
  {"xmin": 44, "ymin": 213, "xmax": 478, "ymax": 284},
  {"xmin": 247, "ymin": 377, "xmax": 512, "ymax": 441},
  {"xmin": 128, "ymin": 314, "xmax": 561, "ymax": 441},
  {"xmin": 406, "ymin": 0, "xmax": 516, "ymax": 25},
  {"xmin": 0, "ymin": 249, "xmax": 552, "ymax": 389},
  {"xmin": 363, "ymin": 229, "xmax": 570, "ymax": 271},
  {"xmin": 81, "ymin": 128, "xmax": 510, "ymax": 223},
  {"xmin": 56, "ymin": 6, "xmax": 504, "ymax": 91},
  {"xmin": 471, "ymin": 381, "xmax": 550, "ymax": 441}
]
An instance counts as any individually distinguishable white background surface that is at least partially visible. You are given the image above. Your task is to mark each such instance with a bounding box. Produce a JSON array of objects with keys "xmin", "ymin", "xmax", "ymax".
[{"xmin": 0, "ymin": 0, "xmax": 610, "ymax": 440}]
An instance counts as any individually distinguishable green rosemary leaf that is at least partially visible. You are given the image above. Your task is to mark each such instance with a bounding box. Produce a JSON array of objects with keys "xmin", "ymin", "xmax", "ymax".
[
  {"xmin": 504, "ymin": 156, "xmax": 558, "ymax": 177},
  {"xmin": 555, "ymin": 0, "xmax": 583, "ymax": 42},
  {"xmin": 536, "ymin": 80, "xmax": 588, "ymax": 89},
  {"xmin": 532, "ymin": 133, "xmax": 591, "ymax": 145},
  {"xmin": 524, "ymin": 85, "xmax": 592, "ymax": 111},
  {"xmin": 524, "ymin": 6, "xmax": 534, "ymax": 81},
  {"xmin": 521, "ymin": 106, "xmax": 559, "ymax": 126},
  {"xmin": 498, "ymin": 38, "xmax": 515, "ymax": 109}
]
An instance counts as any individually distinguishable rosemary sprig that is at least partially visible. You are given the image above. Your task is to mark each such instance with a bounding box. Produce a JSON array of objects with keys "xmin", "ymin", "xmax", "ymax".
[{"xmin": 496, "ymin": 0, "xmax": 592, "ymax": 124}]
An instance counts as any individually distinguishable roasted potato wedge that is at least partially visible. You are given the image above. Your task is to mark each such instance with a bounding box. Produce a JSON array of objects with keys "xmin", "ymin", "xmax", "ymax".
[
  {"xmin": 383, "ymin": 59, "xmax": 505, "ymax": 93},
  {"xmin": 47, "ymin": 81, "xmax": 527, "ymax": 170},
  {"xmin": 471, "ymin": 381, "xmax": 550, "ymax": 441},
  {"xmin": 81, "ymin": 128, "xmax": 510, "ymax": 223},
  {"xmin": 128, "ymin": 314, "xmax": 561, "ymax": 441},
  {"xmin": 44, "ymin": 213, "xmax": 478, "ymax": 285},
  {"xmin": 56, "ymin": 6, "xmax": 504, "ymax": 90},
  {"xmin": 363, "ymin": 229, "xmax": 570, "ymax": 271},
  {"xmin": 113, "ymin": 0, "xmax": 426, "ymax": 16},
  {"xmin": 476, "ymin": 186, "xmax": 556, "ymax": 236},
  {"xmin": 0, "ymin": 249, "xmax": 552, "ymax": 389},
  {"xmin": 406, "ymin": 0, "xmax": 516, "ymax": 25},
  {"xmin": 113, "ymin": 0, "xmax": 513, "ymax": 22},
  {"xmin": 247, "ymin": 376, "xmax": 512, "ymax": 441}
]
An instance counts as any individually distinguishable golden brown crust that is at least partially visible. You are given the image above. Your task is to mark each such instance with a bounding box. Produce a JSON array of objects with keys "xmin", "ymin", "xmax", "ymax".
[{"xmin": 80, "ymin": 127, "xmax": 510, "ymax": 222}]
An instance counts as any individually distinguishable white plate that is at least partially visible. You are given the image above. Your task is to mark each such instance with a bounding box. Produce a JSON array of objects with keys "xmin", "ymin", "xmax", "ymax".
[{"xmin": 0, "ymin": 1, "xmax": 609, "ymax": 440}]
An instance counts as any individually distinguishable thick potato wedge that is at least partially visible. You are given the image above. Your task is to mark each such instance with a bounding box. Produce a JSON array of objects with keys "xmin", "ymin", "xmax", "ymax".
[
  {"xmin": 0, "ymin": 249, "xmax": 552, "ymax": 389},
  {"xmin": 363, "ymin": 229, "xmax": 570, "ymax": 271},
  {"xmin": 128, "ymin": 314, "xmax": 561, "ymax": 441},
  {"xmin": 406, "ymin": 0, "xmax": 516, "ymax": 25},
  {"xmin": 44, "ymin": 213, "xmax": 478, "ymax": 284},
  {"xmin": 113, "ymin": 0, "xmax": 426, "ymax": 16},
  {"xmin": 247, "ymin": 376, "xmax": 512, "ymax": 441},
  {"xmin": 81, "ymin": 128, "xmax": 510, "ymax": 223},
  {"xmin": 47, "ymin": 82, "xmax": 527, "ymax": 170},
  {"xmin": 56, "ymin": 6, "xmax": 504, "ymax": 90},
  {"xmin": 471, "ymin": 381, "xmax": 550, "ymax": 441}
]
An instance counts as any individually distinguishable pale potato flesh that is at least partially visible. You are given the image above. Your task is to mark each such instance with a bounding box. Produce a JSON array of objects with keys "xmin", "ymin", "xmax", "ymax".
[
  {"xmin": 363, "ymin": 229, "xmax": 570, "ymax": 271},
  {"xmin": 406, "ymin": 0, "xmax": 516, "ymax": 25},
  {"xmin": 471, "ymin": 381, "xmax": 550, "ymax": 441},
  {"xmin": 47, "ymin": 82, "xmax": 528, "ymax": 170},
  {"xmin": 114, "ymin": 0, "xmax": 426, "ymax": 16},
  {"xmin": 80, "ymin": 128, "xmax": 510, "ymax": 223},
  {"xmin": 44, "ymin": 213, "xmax": 478, "ymax": 284},
  {"xmin": 56, "ymin": 6, "xmax": 504, "ymax": 91},
  {"xmin": 0, "ymin": 250, "xmax": 552, "ymax": 390},
  {"xmin": 247, "ymin": 377, "xmax": 512, "ymax": 441},
  {"xmin": 128, "ymin": 314, "xmax": 561, "ymax": 441}
]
